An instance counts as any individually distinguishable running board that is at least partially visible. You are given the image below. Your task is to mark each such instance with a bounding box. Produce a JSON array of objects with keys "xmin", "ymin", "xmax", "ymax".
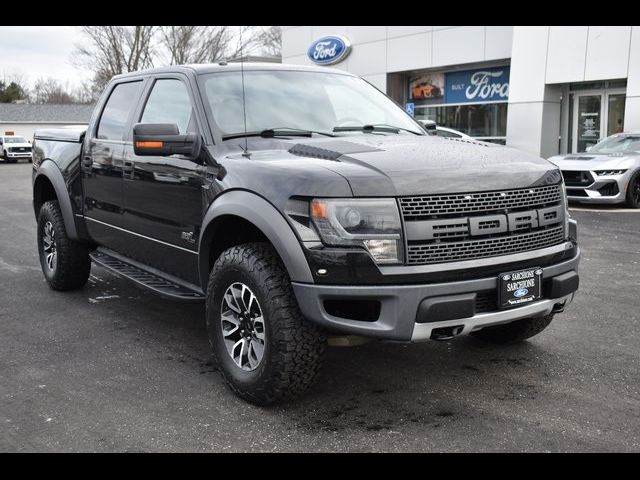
[{"xmin": 90, "ymin": 248, "xmax": 205, "ymax": 303}]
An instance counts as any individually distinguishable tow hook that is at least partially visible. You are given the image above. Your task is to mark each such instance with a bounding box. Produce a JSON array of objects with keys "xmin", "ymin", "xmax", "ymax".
[
  {"xmin": 430, "ymin": 325, "xmax": 464, "ymax": 341},
  {"xmin": 552, "ymin": 300, "xmax": 567, "ymax": 313}
]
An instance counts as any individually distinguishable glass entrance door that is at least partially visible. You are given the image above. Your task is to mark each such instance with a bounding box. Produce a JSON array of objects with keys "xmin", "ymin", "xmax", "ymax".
[
  {"xmin": 571, "ymin": 90, "xmax": 626, "ymax": 152},
  {"xmin": 607, "ymin": 94, "xmax": 626, "ymax": 136},
  {"xmin": 575, "ymin": 94, "xmax": 602, "ymax": 153}
]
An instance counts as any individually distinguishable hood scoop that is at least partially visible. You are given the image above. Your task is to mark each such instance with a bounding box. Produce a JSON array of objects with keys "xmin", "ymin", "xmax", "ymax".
[
  {"xmin": 564, "ymin": 156, "xmax": 594, "ymax": 160},
  {"xmin": 288, "ymin": 140, "xmax": 381, "ymax": 161},
  {"xmin": 441, "ymin": 136, "xmax": 491, "ymax": 147}
]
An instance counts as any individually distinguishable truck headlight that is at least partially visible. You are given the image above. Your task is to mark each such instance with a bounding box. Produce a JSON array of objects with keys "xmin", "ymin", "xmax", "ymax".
[{"xmin": 310, "ymin": 198, "xmax": 403, "ymax": 264}]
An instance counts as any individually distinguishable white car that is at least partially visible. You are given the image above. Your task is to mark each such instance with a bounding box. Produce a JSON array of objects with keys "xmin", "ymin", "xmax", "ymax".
[
  {"xmin": 548, "ymin": 132, "xmax": 640, "ymax": 208},
  {"xmin": 0, "ymin": 135, "xmax": 33, "ymax": 163},
  {"xmin": 433, "ymin": 126, "xmax": 475, "ymax": 141},
  {"xmin": 416, "ymin": 120, "xmax": 475, "ymax": 140}
]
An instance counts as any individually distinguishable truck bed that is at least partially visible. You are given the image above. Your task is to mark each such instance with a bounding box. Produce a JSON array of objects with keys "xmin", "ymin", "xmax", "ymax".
[{"xmin": 33, "ymin": 126, "xmax": 87, "ymax": 143}]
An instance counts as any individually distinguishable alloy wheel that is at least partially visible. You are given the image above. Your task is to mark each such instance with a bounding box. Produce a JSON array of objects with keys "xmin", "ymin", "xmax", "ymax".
[
  {"xmin": 42, "ymin": 221, "xmax": 57, "ymax": 272},
  {"xmin": 220, "ymin": 282, "xmax": 266, "ymax": 371}
]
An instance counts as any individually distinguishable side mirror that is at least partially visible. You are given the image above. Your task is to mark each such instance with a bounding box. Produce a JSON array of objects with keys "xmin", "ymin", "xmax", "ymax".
[
  {"xmin": 133, "ymin": 123, "xmax": 201, "ymax": 158},
  {"xmin": 585, "ymin": 146, "xmax": 592, "ymax": 152},
  {"xmin": 418, "ymin": 119, "xmax": 437, "ymax": 134}
]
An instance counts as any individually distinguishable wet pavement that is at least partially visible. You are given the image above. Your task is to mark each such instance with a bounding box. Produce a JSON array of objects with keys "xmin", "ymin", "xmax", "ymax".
[{"xmin": 1, "ymin": 162, "xmax": 639, "ymax": 452}]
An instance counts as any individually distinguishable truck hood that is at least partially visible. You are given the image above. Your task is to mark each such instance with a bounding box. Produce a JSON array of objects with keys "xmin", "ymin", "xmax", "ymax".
[
  {"xmin": 276, "ymin": 135, "xmax": 561, "ymax": 196},
  {"xmin": 548, "ymin": 152, "xmax": 640, "ymax": 171}
]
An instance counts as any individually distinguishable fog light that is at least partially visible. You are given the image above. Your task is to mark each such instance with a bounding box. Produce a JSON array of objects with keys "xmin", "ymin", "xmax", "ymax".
[{"xmin": 363, "ymin": 239, "xmax": 400, "ymax": 263}]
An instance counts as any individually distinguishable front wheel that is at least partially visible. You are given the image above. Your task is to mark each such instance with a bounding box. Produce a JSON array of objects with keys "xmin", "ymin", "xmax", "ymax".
[
  {"xmin": 471, "ymin": 314, "xmax": 554, "ymax": 344},
  {"xmin": 206, "ymin": 243, "xmax": 326, "ymax": 405},
  {"xmin": 37, "ymin": 200, "xmax": 91, "ymax": 291},
  {"xmin": 626, "ymin": 171, "xmax": 640, "ymax": 208}
]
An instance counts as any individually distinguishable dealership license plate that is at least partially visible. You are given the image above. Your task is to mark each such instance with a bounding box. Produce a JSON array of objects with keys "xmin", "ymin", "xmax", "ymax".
[{"xmin": 498, "ymin": 267, "xmax": 543, "ymax": 309}]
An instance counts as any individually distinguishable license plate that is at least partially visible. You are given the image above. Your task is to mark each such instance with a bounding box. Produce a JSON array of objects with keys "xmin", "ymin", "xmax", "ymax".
[{"xmin": 498, "ymin": 267, "xmax": 543, "ymax": 309}]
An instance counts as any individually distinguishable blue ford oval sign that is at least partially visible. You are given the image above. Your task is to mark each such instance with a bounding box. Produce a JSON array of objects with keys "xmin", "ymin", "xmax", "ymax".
[
  {"xmin": 307, "ymin": 35, "xmax": 351, "ymax": 65},
  {"xmin": 514, "ymin": 288, "xmax": 529, "ymax": 298}
]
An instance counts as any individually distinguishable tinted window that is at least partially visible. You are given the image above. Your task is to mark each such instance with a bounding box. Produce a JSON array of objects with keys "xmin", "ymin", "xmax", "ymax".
[
  {"xmin": 141, "ymin": 79, "xmax": 193, "ymax": 134},
  {"xmin": 97, "ymin": 81, "xmax": 143, "ymax": 140}
]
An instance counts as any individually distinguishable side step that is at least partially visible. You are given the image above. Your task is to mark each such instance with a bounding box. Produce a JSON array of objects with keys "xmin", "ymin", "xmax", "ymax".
[{"xmin": 90, "ymin": 248, "xmax": 205, "ymax": 303}]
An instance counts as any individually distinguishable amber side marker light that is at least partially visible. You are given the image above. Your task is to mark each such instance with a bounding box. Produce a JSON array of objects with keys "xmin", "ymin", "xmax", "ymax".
[
  {"xmin": 135, "ymin": 141, "xmax": 163, "ymax": 148},
  {"xmin": 310, "ymin": 200, "xmax": 328, "ymax": 219}
]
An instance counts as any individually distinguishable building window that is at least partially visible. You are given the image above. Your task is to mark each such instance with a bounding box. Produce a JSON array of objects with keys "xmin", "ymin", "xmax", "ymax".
[{"xmin": 416, "ymin": 103, "xmax": 508, "ymax": 144}]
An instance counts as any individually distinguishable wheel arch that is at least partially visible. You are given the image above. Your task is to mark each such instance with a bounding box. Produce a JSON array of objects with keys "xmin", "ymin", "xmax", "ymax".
[
  {"xmin": 33, "ymin": 160, "xmax": 79, "ymax": 239},
  {"xmin": 198, "ymin": 191, "xmax": 314, "ymax": 290}
]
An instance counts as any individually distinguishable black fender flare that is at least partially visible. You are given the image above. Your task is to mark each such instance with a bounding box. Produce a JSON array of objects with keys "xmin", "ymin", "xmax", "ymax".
[
  {"xmin": 33, "ymin": 160, "xmax": 79, "ymax": 240},
  {"xmin": 198, "ymin": 190, "xmax": 314, "ymax": 289}
]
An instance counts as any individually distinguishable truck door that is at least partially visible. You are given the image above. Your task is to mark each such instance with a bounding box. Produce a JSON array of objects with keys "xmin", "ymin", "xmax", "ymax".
[
  {"xmin": 121, "ymin": 76, "xmax": 206, "ymax": 285},
  {"xmin": 82, "ymin": 80, "xmax": 143, "ymax": 248}
]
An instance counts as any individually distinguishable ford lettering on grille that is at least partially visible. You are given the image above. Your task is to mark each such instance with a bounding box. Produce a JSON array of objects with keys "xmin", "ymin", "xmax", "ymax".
[
  {"xmin": 405, "ymin": 206, "xmax": 563, "ymax": 240},
  {"xmin": 401, "ymin": 184, "xmax": 566, "ymax": 265}
]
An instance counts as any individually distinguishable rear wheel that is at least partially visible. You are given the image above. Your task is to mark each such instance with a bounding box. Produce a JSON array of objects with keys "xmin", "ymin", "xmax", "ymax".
[
  {"xmin": 37, "ymin": 200, "xmax": 91, "ymax": 291},
  {"xmin": 471, "ymin": 314, "xmax": 554, "ymax": 344},
  {"xmin": 626, "ymin": 171, "xmax": 640, "ymax": 208},
  {"xmin": 206, "ymin": 242, "xmax": 326, "ymax": 405}
]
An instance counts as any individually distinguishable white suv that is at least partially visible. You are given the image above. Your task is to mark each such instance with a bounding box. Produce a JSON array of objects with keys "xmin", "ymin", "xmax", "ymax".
[{"xmin": 0, "ymin": 135, "xmax": 33, "ymax": 163}]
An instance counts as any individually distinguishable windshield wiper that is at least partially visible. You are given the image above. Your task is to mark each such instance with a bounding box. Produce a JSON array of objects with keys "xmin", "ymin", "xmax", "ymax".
[
  {"xmin": 332, "ymin": 124, "xmax": 422, "ymax": 135},
  {"xmin": 223, "ymin": 128, "xmax": 335, "ymax": 140}
]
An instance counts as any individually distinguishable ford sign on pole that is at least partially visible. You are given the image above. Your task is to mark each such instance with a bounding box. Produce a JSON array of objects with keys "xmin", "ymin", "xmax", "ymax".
[{"xmin": 307, "ymin": 35, "xmax": 351, "ymax": 65}]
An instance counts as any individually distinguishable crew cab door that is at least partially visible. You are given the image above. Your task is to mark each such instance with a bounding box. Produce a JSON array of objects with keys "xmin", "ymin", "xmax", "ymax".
[
  {"xmin": 121, "ymin": 76, "xmax": 206, "ymax": 284},
  {"xmin": 82, "ymin": 80, "xmax": 143, "ymax": 246}
]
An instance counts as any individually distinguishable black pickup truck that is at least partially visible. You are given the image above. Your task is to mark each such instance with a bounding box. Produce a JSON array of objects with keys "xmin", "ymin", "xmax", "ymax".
[{"xmin": 32, "ymin": 63, "xmax": 580, "ymax": 405}]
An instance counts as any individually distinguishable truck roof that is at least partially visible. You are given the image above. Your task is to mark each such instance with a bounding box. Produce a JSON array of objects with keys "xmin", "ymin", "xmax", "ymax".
[{"xmin": 112, "ymin": 62, "xmax": 356, "ymax": 80}]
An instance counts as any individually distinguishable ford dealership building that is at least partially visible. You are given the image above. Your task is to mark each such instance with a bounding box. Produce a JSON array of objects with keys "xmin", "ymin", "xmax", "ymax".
[{"xmin": 281, "ymin": 26, "xmax": 640, "ymax": 158}]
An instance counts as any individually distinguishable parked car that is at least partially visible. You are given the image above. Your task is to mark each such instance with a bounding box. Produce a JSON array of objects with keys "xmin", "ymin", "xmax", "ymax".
[
  {"xmin": 0, "ymin": 134, "xmax": 32, "ymax": 163},
  {"xmin": 417, "ymin": 119, "xmax": 436, "ymax": 133},
  {"xmin": 416, "ymin": 121, "xmax": 475, "ymax": 141},
  {"xmin": 433, "ymin": 126, "xmax": 475, "ymax": 141},
  {"xmin": 31, "ymin": 63, "xmax": 580, "ymax": 405},
  {"xmin": 548, "ymin": 132, "xmax": 640, "ymax": 208}
]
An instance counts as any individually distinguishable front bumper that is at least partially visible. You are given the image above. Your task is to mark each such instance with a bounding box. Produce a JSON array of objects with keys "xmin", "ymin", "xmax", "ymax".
[
  {"xmin": 6, "ymin": 153, "xmax": 32, "ymax": 159},
  {"xmin": 564, "ymin": 169, "xmax": 633, "ymax": 204},
  {"xmin": 293, "ymin": 247, "xmax": 580, "ymax": 342}
]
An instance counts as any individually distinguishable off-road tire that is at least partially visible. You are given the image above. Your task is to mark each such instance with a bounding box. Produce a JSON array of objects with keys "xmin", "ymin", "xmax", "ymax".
[
  {"xmin": 37, "ymin": 200, "xmax": 91, "ymax": 291},
  {"xmin": 626, "ymin": 171, "xmax": 640, "ymax": 208},
  {"xmin": 206, "ymin": 242, "xmax": 326, "ymax": 406},
  {"xmin": 471, "ymin": 314, "xmax": 554, "ymax": 344}
]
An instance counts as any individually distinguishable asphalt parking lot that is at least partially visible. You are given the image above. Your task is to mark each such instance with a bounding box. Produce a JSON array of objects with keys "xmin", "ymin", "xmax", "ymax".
[{"xmin": 1, "ymin": 162, "xmax": 639, "ymax": 452}]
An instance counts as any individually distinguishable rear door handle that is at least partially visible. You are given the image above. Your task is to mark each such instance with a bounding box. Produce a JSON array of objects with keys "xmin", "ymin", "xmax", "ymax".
[{"xmin": 123, "ymin": 160, "xmax": 134, "ymax": 180}]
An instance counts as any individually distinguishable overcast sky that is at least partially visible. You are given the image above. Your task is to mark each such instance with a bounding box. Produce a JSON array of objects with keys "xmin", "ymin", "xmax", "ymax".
[{"xmin": 0, "ymin": 26, "xmax": 89, "ymax": 87}]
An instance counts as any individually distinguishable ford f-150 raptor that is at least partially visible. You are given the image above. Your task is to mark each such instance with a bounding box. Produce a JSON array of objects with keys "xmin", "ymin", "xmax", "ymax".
[{"xmin": 32, "ymin": 63, "xmax": 580, "ymax": 405}]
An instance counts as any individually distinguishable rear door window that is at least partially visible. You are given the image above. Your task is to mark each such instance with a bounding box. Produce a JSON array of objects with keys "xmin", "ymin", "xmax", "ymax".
[{"xmin": 97, "ymin": 81, "xmax": 143, "ymax": 140}]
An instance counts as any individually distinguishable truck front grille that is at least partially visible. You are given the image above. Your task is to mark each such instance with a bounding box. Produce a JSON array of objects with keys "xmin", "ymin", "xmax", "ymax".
[
  {"xmin": 401, "ymin": 184, "xmax": 566, "ymax": 265},
  {"xmin": 399, "ymin": 184, "xmax": 562, "ymax": 218},
  {"xmin": 407, "ymin": 226, "xmax": 565, "ymax": 264}
]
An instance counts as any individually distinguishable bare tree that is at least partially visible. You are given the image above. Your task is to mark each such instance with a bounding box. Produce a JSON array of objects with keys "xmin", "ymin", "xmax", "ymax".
[
  {"xmin": 159, "ymin": 26, "xmax": 263, "ymax": 64},
  {"xmin": 31, "ymin": 78, "xmax": 76, "ymax": 104},
  {"xmin": 160, "ymin": 26, "xmax": 232, "ymax": 64},
  {"xmin": 253, "ymin": 26, "xmax": 281, "ymax": 57},
  {"xmin": 73, "ymin": 26, "xmax": 157, "ymax": 90},
  {"xmin": 74, "ymin": 26, "xmax": 279, "ymax": 93}
]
